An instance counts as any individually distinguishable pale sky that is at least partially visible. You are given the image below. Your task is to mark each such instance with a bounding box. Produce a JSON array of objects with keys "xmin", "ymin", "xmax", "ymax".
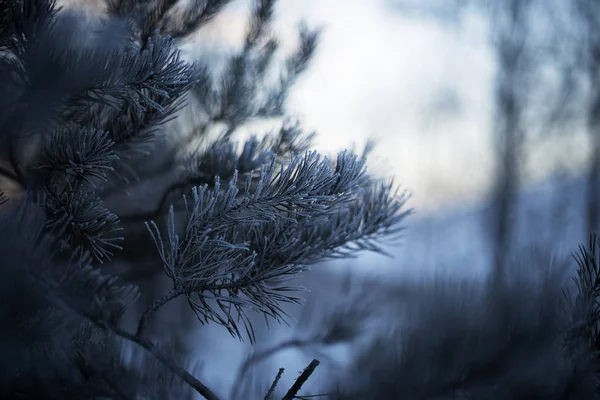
[
  {"xmin": 276, "ymin": 0, "xmax": 497, "ymax": 210},
  {"xmin": 66, "ymin": 0, "xmax": 589, "ymax": 212}
]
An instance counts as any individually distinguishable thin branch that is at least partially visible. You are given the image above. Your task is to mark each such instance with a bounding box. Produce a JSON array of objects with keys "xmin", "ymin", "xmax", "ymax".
[
  {"xmin": 264, "ymin": 368, "xmax": 285, "ymax": 400},
  {"xmin": 119, "ymin": 173, "xmax": 214, "ymax": 223},
  {"xmin": 282, "ymin": 359, "xmax": 320, "ymax": 400},
  {"xmin": 0, "ymin": 165, "xmax": 19, "ymax": 183},
  {"xmin": 33, "ymin": 273, "xmax": 221, "ymax": 400},
  {"xmin": 137, "ymin": 286, "xmax": 188, "ymax": 337},
  {"xmin": 136, "ymin": 276, "xmax": 264, "ymax": 338},
  {"xmin": 231, "ymin": 338, "xmax": 312, "ymax": 399},
  {"xmin": 113, "ymin": 326, "xmax": 221, "ymax": 400},
  {"xmin": 75, "ymin": 349, "xmax": 133, "ymax": 400}
]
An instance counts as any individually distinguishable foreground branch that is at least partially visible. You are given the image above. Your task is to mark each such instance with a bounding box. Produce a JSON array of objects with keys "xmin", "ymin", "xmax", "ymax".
[
  {"xmin": 36, "ymin": 274, "xmax": 221, "ymax": 400},
  {"xmin": 264, "ymin": 368, "xmax": 284, "ymax": 400},
  {"xmin": 282, "ymin": 359, "xmax": 320, "ymax": 400},
  {"xmin": 112, "ymin": 326, "xmax": 221, "ymax": 400},
  {"xmin": 232, "ymin": 338, "xmax": 311, "ymax": 399}
]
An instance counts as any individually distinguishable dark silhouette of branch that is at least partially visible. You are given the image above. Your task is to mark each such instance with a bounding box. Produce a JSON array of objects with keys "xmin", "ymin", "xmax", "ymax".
[
  {"xmin": 282, "ymin": 359, "xmax": 320, "ymax": 400},
  {"xmin": 112, "ymin": 326, "xmax": 221, "ymax": 400},
  {"xmin": 0, "ymin": 165, "xmax": 18, "ymax": 184},
  {"xmin": 231, "ymin": 337, "xmax": 312, "ymax": 399},
  {"xmin": 264, "ymin": 367, "xmax": 284, "ymax": 400}
]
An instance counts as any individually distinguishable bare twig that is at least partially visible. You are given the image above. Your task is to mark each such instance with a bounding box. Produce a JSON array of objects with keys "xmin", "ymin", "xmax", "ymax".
[
  {"xmin": 282, "ymin": 359, "xmax": 320, "ymax": 400},
  {"xmin": 264, "ymin": 368, "xmax": 285, "ymax": 400},
  {"xmin": 231, "ymin": 338, "xmax": 312, "ymax": 399}
]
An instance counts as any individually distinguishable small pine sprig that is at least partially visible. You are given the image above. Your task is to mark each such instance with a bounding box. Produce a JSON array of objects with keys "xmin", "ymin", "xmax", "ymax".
[
  {"xmin": 101, "ymin": 32, "xmax": 198, "ymax": 150},
  {"xmin": 189, "ymin": 0, "xmax": 320, "ymax": 142},
  {"xmin": 118, "ymin": 124, "xmax": 318, "ymax": 223},
  {"xmin": 564, "ymin": 233, "xmax": 600, "ymax": 389},
  {"xmin": 0, "ymin": 0, "xmax": 60, "ymax": 56},
  {"xmin": 35, "ymin": 126, "xmax": 118, "ymax": 187},
  {"xmin": 105, "ymin": 0, "xmax": 235, "ymax": 45},
  {"xmin": 259, "ymin": 23, "xmax": 320, "ymax": 117},
  {"xmin": 164, "ymin": 0, "xmax": 235, "ymax": 40},
  {"xmin": 0, "ymin": 197, "xmax": 138, "ymax": 329},
  {"xmin": 569, "ymin": 234, "xmax": 600, "ymax": 343},
  {"xmin": 184, "ymin": 135, "xmax": 275, "ymax": 184},
  {"xmin": 183, "ymin": 121, "xmax": 315, "ymax": 186},
  {"xmin": 266, "ymin": 119, "xmax": 316, "ymax": 157},
  {"xmin": 44, "ymin": 186, "xmax": 123, "ymax": 263},
  {"xmin": 0, "ymin": 0, "xmax": 61, "ymax": 148}
]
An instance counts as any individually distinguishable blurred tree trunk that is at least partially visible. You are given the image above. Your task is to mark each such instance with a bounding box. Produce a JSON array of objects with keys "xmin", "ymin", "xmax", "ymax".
[
  {"xmin": 569, "ymin": 0, "xmax": 600, "ymax": 236},
  {"xmin": 586, "ymin": 43, "xmax": 600, "ymax": 236},
  {"xmin": 489, "ymin": 0, "xmax": 531, "ymax": 282}
]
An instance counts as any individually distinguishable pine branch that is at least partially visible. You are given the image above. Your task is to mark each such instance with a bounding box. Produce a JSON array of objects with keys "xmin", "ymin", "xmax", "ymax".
[
  {"xmin": 190, "ymin": 2, "xmax": 320, "ymax": 137},
  {"xmin": 118, "ymin": 125, "xmax": 316, "ymax": 223},
  {"xmin": 165, "ymin": 0, "xmax": 235, "ymax": 40},
  {"xmin": 0, "ymin": 202, "xmax": 219, "ymax": 399},
  {"xmin": 259, "ymin": 23, "xmax": 320, "ymax": 117},
  {"xmin": 0, "ymin": 0, "xmax": 61, "ymax": 56},
  {"xmin": 136, "ymin": 285, "xmax": 188, "ymax": 337},
  {"xmin": 44, "ymin": 185, "xmax": 124, "ymax": 263},
  {"xmin": 137, "ymin": 149, "xmax": 408, "ymax": 342},
  {"xmin": 65, "ymin": 32, "xmax": 196, "ymax": 147},
  {"xmin": 35, "ymin": 126, "xmax": 118, "ymax": 187},
  {"xmin": 108, "ymin": 35, "xmax": 197, "ymax": 146},
  {"xmin": 565, "ymin": 233, "xmax": 600, "ymax": 367}
]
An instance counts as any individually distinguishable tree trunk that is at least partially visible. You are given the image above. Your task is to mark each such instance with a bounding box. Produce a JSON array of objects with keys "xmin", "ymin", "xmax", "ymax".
[
  {"xmin": 491, "ymin": 95, "xmax": 520, "ymax": 284},
  {"xmin": 586, "ymin": 97, "xmax": 600, "ymax": 236}
]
